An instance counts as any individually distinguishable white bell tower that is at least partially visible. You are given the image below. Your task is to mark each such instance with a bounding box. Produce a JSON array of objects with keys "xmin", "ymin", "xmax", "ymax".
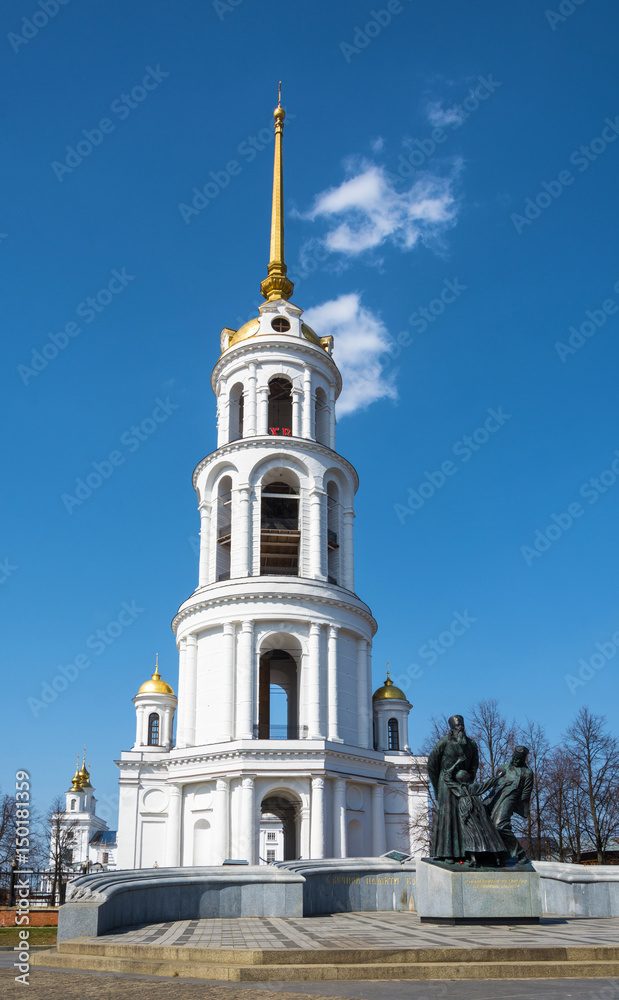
[{"xmin": 116, "ymin": 88, "xmax": 426, "ymax": 869}]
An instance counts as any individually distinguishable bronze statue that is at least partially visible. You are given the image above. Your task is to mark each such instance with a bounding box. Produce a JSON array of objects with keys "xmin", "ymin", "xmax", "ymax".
[
  {"xmin": 447, "ymin": 768, "xmax": 507, "ymax": 867},
  {"xmin": 427, "ymin": 715, "xmax": 479, "ymax": 861},
  {"xmin": 484, "ymin": 745, "xmax": 533, "ymax": 862}
]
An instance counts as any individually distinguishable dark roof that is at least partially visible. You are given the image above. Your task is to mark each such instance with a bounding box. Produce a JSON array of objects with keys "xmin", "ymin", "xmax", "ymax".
[{"xmin": 89, "ymin": 830, "xmax": 117, "ymax": 847}]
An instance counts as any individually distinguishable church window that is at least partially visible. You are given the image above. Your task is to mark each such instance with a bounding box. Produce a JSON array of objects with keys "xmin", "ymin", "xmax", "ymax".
[
  {"xmin": 70, "ymin": 799, "xmax": 76, "ymax": 811},
  {"xmin": 271, "ymin": 316, "xmax": 291, "ymax": 332},
  {"xmin": 216, "ymin": 476, "xmax": 232, "ymax": 581},
  {"xmin": 229, "ymin": 382, "xmax": 244, "ymax": 442},
  {"xmin": 388, "ymin": 718, "xmax": 400, "ymax": 751},
  {"xmin": 260, "ymin": 479, "xmax": 299, "ymax": 576},
  {"xmin": 315, "ymin": 386, "xmax": 329, "ymax": 445},
  {"xmin": 326, "ymin": 481, "xmax": 340, "ymax": 585},
  {"xmin": 148, "ymin": 713, "xmax": 160, "ymax": 746},
  {"xmin": 267, "ymin": 831, "xmax": 276, "ymax": 841},
  {"xmin": 267, "ymin": 377, "xmax": 292, "ymax": 435},
  {"xmin": 266, "ymin": 849, "xmax": 276, "ymax": 862}
]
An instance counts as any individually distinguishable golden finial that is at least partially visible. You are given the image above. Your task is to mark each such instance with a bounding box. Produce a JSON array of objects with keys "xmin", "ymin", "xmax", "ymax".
[
  {"xmin": 260, "ymin": 83, "xmax": 294, "ymax": 302},
  {"xmin": 384, "ymin": 663, "xmax": 393, "ymax": 687},
  {"xmin": 70, "ymin": 754, "xmax": 83, "ymax": 791},
  {"xmin": 79, "ymin": 746, "xmax": 92, "ymax": 787},
  {"xmin": 154, "ymin": 652, "xmax": 160, "ymax": 678}
]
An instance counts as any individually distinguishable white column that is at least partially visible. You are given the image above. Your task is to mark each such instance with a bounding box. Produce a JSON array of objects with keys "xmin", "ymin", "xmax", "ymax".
[
  {"xmin": 135, "ymin": 704, "xmax": 145, "ymax": 747},
  {"xmin": 246, "ymin": 362, "xmax": 257, "ymax": 436},
  {"xmin": 333, "ymin": 778, "xmax": 347, "ymax": 858},
  {"xmin": 366, "ymin": 643, "xmax": 374, "ymax": 747},
  {"xmin": 327, "ymin": 626, "xmax": 340, "ymax": 742},
  {"xmin": 328, "ymin": 385, "xmax": 336, "ymax": 450},
  {"xmin": 217, "ymin": 386, "xmax": 229, "ymax": 447},
  {"xmin": 198, "ymin": 502, "xmax": 210, "ymax": 587},
  {"xmin": 165, "ymin": 784, "xmax": 182, "ymax": 867},
  {"xmin": 292, "ymin": 387, "xmax": 302, "ymax": 438},
  {"xmin": 357, "ymin": 638, "xmax": 371, "ymax": 749},
  {"xmin": 214, "ymin": 777, "xmax": 229, "ymax": 863},
  {"xmin": 371, "ymin": 783, "xmax": 387, "ymax": 856},
  {"xmin": 258, "ymin": 386, "xmax": 269, "ymax": 436},
  {"xmin": 239, "ymin": 775, "xmax": 256, "ymax": 863},
  {"xmin": 221, "ymin": 622, "xmax": 235, "ymax": 741},
  {"xmin": 175, "ymin": 638, "xmax": 187, "ymax": 747},
  {"xmin": 162, "ymin": 706, "xmax": 172, "ymax": 748},
  {"xmin": 302, "ymin": 367, "xmax": 312, "ymax": 439},
  {"xmin": 308, "ymin": 622, "xmax": 322, "ymax": 739},
  {"xmin": 237, "ymin": 620, "xmax": 254, "ymax": 738},
  {"xmin": 208, "ymin": 497, "xmax": 218, "ymax": 584},
  {"xmin": 231, "ymin": 485, "xmax": 251, "ymax": 577},
  {"xmin": 185, "ymin": 635, "xmax": 197, "ymax": 747},
  {"xmin": 342, "ymin": 507, "xmax": 355, "ymax": 591},
  {"xmin": 310, "ymin": 776, "xmax": 325, "ymax": 858},
  {"xmin": 407, "ymin": 781, "xmax": 417, "ymax": 855},
  {"xmin": 309, "ymin": 489, "xmax": 324, "ymax": 579}
]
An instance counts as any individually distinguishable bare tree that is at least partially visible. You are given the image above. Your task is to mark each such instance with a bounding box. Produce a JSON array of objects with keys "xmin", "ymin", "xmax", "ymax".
[
  {"xmin": 0, "ymin": 792, "xmax": 18, "ymax": 867},
  {"xmin": 467, "ymin": 698, "xmax": 518, "ymax": 780},
  {"xmin": 563, "ymin": 707, "xmax": 619, "ymax": 864},
  {"xmin": 48, "ymin": 797, "xmax": 79, "ymax": 904},
  {"xmin": 514, "ymin": 718, "xmax": 552, "ymax": 860}
]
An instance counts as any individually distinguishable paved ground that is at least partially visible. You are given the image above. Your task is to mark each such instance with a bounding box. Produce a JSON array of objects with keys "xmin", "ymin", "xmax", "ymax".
[
  {"xmin": 2, "ymin": 966, "xmax": 619, "ymax": 999},
  {"xmin": 74, "ymin": 911, "xmax": 619, "ymax": 951}
]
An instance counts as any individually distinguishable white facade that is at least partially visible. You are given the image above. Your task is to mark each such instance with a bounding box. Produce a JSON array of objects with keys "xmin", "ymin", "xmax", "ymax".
[
  {"xmin": 51, "ymin": 766, "xmax": 118, "ymax": 872},
  {"xmin": 115, "ymin": 100, "xmax": 427, "ymax": 869}
]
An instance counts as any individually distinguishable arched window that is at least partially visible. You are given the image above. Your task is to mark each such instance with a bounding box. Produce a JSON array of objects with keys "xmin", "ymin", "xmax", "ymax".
[
  {"xmin": 148, "ymin": 713, "xmax": 160, "ymax": 746},
  {"xmin": 267, "ymin": 378, "xmax": 292, "ymax": 436},
  {"xmin": 70, "ymin": 799, "xmax": 76, "ymax": 811},
  {"xmin": 216, "ymin": 475, "xmax": 232, "ymax": 581},
  {"xmin": 260, "ymin": 478, "xmax": 299, "ymax": 576},
  {"xmin": 229, "ymin": 382, "xmax": 244, "ymax": 442},
  {"xmin": 388, "ymin": 718, "xmax": 400, "ymax": 751},
  {"xmin": 315, "ymin": 386, "xmax": 329, "ymax": 445},
  {"xmin": 326, "ymin": 481, "xmax": 340, "ymax": 585}
]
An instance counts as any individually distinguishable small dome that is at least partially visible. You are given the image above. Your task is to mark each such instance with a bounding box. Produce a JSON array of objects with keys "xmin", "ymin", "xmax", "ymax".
[
  {"xmin": 138, "ymin": 659, "xmax": 174, "ymax": 696},
  {"xmin": 227, "ymin": 317, "xmax": 260, "ymax": 351},
  {"xmin": 373, "ymin": 670, "xmax": 408, "ymax": 702}
]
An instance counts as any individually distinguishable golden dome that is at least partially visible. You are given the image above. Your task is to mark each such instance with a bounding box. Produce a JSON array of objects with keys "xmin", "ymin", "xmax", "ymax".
[
  {"xmin": 138, "ymin": 658, "xmax": 175, "ymax": 696},
  {"xmin": 227, "ymin": 318, "xmax": 260, "ymax": 351},
  {"xmin": 70, "ymin": 755, "xmax": 83, "ymax": 792},
  {"xmin": 373, "ymin": 670, "xmax": 408, "ymax": 702}
]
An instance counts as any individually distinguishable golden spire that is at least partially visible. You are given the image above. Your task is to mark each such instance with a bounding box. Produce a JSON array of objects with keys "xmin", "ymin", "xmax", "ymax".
[
  {"xmin": 260, "ymin": 83, "xmax": 294, "ymax": 302},
  {"xmin": 78, "ymin": 746, "xmax": 92, "ymax": 788},
  {"xmin": 70, "ymin": 754, "xmax": 83, "ymax": 792}
]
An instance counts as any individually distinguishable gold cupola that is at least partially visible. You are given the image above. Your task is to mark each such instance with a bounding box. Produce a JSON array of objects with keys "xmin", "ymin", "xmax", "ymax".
[
  {"xmin": 78, "ymin": 749, "xmax": 92, "ymax": 788},
  {"xmin": 137, "ymin": 655, "xmax": 175, "ymax": 696},
  {"xmin": 69, "ymin": 754, "xmax": 83, "ymax": 792},
  {"xmin": 372, "ymin": 668, "xmax": 408, "ymax": 702}
]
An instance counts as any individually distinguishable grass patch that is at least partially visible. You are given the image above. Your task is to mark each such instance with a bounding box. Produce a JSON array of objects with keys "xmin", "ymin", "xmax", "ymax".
[{"xmin": 0, "ymin": 926, "xmax": 57, "ymax": 947}]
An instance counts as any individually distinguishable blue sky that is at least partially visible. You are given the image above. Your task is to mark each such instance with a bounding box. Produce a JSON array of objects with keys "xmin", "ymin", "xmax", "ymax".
[{"xmin": 2, "ymin": 0, "xmax": 619, "ymax": 829}]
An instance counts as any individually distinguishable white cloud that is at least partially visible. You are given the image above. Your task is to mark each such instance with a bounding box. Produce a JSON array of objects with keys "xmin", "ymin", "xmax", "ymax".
[
  {"xmin": 426, "ymin": 100, "xmax": 466, "ymax": 129},
  {"xmin": 304, "ymin": 160, "xmax": 458, "ymax": 257},
  {"xmin": 303, "ymin": 294, "xmax": 397, "ymax": 417}
]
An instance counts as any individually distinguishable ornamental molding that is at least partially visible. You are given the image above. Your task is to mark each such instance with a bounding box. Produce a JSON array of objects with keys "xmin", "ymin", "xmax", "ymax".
[
  {"xmin": 192, "ymin": 436, "xmax": 359, "ymax": 491},
  {"xmin": 171, "ymin": 585, "xmax": 377, "ymax": 634},
  {"xmin": 210, "ymin": 337, "xmax": 342, "ymax": 394}
]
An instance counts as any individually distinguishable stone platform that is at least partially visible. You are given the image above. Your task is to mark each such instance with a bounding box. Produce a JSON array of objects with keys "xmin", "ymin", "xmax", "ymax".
[
  {"xmin": 416, "ymin": 859, "xmax": 542, "ymax": 923},
  {"xmin": 31, "ymin": 911, "xmax": 619, "ymax": 981}
]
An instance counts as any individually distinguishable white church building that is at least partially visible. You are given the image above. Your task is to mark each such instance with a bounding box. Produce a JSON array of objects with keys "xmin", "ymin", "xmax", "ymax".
[{"xmin": 115, "ymin": 93, "xmax": 427, "ymax": 868}]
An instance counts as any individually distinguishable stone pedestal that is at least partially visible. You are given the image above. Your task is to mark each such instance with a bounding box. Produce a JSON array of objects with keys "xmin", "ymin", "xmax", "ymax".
[{"xmin": 416, "ymin": 858, "xmax": 542, "ymax": 923}]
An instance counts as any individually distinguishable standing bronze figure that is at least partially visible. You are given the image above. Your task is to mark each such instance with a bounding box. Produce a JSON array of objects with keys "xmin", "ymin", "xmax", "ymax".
[
  {"xmin": 484, "ymin": 745, "xmax": 533, "ymax": 862},
  {"xmin": 427, "ymin": 715, "xmax": 479, "ymax": 861}
]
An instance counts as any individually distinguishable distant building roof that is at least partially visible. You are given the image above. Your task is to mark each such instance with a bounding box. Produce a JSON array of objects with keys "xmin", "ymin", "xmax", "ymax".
[{"xmin": 89, "ymin": 830, "xmax": 117, "ymax": 847}]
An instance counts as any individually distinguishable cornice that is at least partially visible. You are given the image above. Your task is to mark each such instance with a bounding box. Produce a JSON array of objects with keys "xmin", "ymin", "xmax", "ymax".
[
  {"xmin": 171, "ymin": 581, "xmax": 377, "ymax": 634},
  {"xmin": 117, "ymin": 743, "xmax": 392, "ymax": 771},
  {"xmin": 210, "ymin": 335, "xmax": 342, "ymax": 394},
  {"xmin": 192, "ymin": 436, "xmax": 359, "ymax": 491}
]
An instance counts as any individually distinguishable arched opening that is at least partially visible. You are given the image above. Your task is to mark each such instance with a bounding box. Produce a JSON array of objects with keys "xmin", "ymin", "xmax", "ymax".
[
  {"xmin": 216, "ymin": 476, "xmax": 232, "ymax": 581},
  {"xmin": 267, "ymin": 377, "xmax": 292, "ymax": 436},
  {"xmin": 347, "ymin": 818, "xmax": 364, "ymax": 857},
  {"xmin": 326, "ymin": 480, "xmax": 340, "ymax": 585},
  {"xmin": 229, "ymin": 382, "xmax": 244, "ymax": 441},
  {"xmin": 388, "ymin": 717, "xmax": 400, "ymax": 751},
  {"xmin": 148, "ymin": 713, "xmax": 160, "ymax": 746},
  {"xmin": 260, "ymin": 474, "xmax": 300, "ymax": 576},
  {"xmin": 70, "ymin": 799, "xmax": 76, "ymax": 811},
  {"xmin": 315, "ymin": 386, "xmax": 329, "ymax": 445},
  {"xmin": 192, "ymin": 819, "xmax": 211, "ymax": 865},
  {"xmin": 261, "ymin": 791, "xmax": 300, "ymax": 861},
  {"xmin": 258, "ymin": 649, "xmax": 300, "ymax": 739},
  {"xmin": 259, "ymin": 812, "xmax": 284, "ymax": 863}
]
